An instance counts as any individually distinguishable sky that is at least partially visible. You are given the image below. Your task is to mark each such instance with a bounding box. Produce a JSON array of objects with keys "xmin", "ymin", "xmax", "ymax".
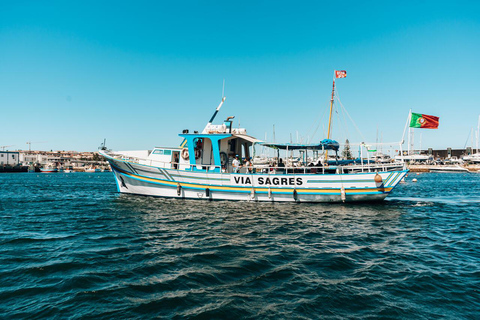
[{"xmin": 1, "ymin": 1, "xmax": 479, "ymax": 152}]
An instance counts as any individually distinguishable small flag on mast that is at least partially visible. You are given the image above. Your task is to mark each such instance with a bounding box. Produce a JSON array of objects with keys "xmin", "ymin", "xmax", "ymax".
[
  {"xmin": 409, "ymin": 112, "xmax": 439, "ymax": 129},
  {"xmin": 335, "ymin": 70, "xmax": 347, "ymax": 78}
]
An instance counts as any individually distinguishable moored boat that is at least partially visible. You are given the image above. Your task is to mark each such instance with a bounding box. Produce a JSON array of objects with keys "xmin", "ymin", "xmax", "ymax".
[
  {"xmin": 40, "ymin": 164, "xmax": 58, "ymax": 173},
  {"xmin": 100, "ymin": 73, "xmax": 408, "ymax": 203},
  {"xmin": 429, "ymin": 165, "xmax": 470, "ymax": 173},
  {"xmin": 463, "ymin": 153, "xmax": 480, "ymax": 164}
]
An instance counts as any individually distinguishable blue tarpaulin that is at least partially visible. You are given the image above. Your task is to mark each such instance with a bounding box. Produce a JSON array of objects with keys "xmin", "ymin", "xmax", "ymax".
[{"xmin": 260, "ymin": 139, "xmax": 340, "ymax": 151}]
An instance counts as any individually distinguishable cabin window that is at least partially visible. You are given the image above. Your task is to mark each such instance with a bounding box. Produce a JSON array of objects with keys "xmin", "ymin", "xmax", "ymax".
[{"xmin": 152, "ymin": 149, "xmax": 172, "ymax": 155}]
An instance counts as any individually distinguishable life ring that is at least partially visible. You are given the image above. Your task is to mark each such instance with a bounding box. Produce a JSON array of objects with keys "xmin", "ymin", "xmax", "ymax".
[
  {"xmin": 195, "ymin": 149, "xmax": 202, "ymax": 160},
  {"xmin": 181, "ymin": 148, "xmax": 189, "ymax": 160}
]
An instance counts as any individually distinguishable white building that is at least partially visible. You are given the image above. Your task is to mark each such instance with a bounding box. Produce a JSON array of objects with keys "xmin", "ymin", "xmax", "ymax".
[
  {"xmin": 0, "ymin": 151, "xmax": 20, "ymax": 166},
  {"xmin": 19, "ymin": 152, "xmax": 46, "ymax": 165}
]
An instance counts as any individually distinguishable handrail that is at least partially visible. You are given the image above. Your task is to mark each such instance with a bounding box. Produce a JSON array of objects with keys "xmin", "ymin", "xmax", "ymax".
[{"xmin": 105, "ymin": 151, "xmax": 405, "ymax": 174}]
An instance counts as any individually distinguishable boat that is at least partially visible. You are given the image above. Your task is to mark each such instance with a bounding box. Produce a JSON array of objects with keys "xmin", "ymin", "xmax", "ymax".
[
  {"xmin": 462, "ymin": 115, "xmax": 480, "ymax": 164},
  {"xmin": 429, "ymin": 165, "xmax": 470, "ymax": 173},
  {"xmin": 40, "ymin": 164, "xmax": 58, "ymax": 173},
  {"xmin": 463, "ymin": 153, "xmax": 480, "ymax": 164},
  {"xmin": 394, "ymin": 154, "xmax": 431, "ymax": 163},
  {"xmin": 100, "ymin": 74, "xmax": 408, "ymax": 202},
  {"xmin": 84, "ymin": 166, "xmax": 101, "ymax": 173},
  {"xmin": 64, "ymin": 166, "xmax": 74, "ymax": 173},
  {"xmin": 373, "ymin": 152, "xmax": 393, "ymax": 164}
]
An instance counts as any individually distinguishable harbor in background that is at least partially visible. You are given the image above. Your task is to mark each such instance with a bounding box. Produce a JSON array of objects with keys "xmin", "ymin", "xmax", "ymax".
[{"xmin": 0, "ymin": 149, "xmax": 110, "ymax": 173}]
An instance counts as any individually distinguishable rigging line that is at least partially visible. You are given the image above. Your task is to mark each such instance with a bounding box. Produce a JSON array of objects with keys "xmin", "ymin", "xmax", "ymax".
[
  {"xmin": 339, "ymin": 107, "xmax": 350, "ymax": 144},
  {"xmin": 334, "ymin": 88, "xmax": 351, "ymax": 140},
  {"xmin": 336, "ymin": 104, "xmax": 350, "ymax": 145},
  {"xmin": 307, "ymin": 101, "xmax": 329, "ymax": 142},
  {"xmin": 335, "ymin": 89, "xmax": 366, "ymax": 142},
  {"xmin": 304, "ymin": 95, "xmax": 330, "ymax": 138},
  {"xmin": 464, "ymin": 128, "xmax": 473, "ymax": 149},
  {"xmin": 334, "ymin": 106, "xmax": 345, "ymax": 143},
  {"xmin": 337, "ymin": 95, "xmax": 351, "ymax": 142},
  {"xmin": 332, "ymin": 89, "xmax": 351, "ymax": 144},
  {"xmin": 308, "ymin": 101, "xmax": 330, "ymax": 143}
]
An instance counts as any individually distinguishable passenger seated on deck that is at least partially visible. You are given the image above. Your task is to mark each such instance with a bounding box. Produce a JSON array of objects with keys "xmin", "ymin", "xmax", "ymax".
[
  {"xmin": 314, "ymin": 160, "xmax": 324, "ymax": 174},
  {"xmin": 277, "ymin": 158, "xmax": 285, "ymax": 174}
]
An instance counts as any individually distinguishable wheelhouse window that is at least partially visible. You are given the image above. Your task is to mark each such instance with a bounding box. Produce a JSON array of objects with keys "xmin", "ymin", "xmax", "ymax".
[{"xmin": 152, "ymin": 149, "xmax": 172, "ymax": 155}]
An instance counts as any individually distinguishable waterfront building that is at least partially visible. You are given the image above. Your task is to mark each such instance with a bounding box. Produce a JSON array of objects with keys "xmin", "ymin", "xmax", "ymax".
[{"xmin": 0, "ymin": 151, "xmax": 20, "ymax": 166}]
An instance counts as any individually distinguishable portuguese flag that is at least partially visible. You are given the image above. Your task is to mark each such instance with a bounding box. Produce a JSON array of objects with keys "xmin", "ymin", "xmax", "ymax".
[{"xmin": 409, "ymin": 112, "xmax": 439, "ymax": 129}]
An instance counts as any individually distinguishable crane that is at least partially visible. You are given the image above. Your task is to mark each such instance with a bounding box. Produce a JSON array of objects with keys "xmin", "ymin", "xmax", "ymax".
[
  {"xmin": 26, "ymin": 141, "xmax": 46, "ymax": 152},
  {"xmin": 1, "ymin": 145, "xmax": 14, "ymax": 151}
]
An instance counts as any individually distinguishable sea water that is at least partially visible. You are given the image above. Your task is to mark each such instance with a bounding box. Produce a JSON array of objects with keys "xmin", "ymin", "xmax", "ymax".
[{"xmin": 0, "ymin": 172, "xmax": 479, "ymax": 319}]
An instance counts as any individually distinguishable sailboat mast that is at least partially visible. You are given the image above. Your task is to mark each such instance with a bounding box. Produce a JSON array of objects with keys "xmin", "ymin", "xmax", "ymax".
[
  {"xmin": 327, "ymin": 79, "xmax": 335, "ymax": 140},
  {"xmin": 324, "ymin": 78, "xmax": 336, "ymax": 161},
  {"xmin": 477, "ymin": 114, "xmax": 480, "ymax": 154}
]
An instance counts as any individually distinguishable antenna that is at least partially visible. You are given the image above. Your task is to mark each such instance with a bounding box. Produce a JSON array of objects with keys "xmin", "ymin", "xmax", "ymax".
[
  {"xmin": 202, "ymin": 82, "xmax": 227, "ymax": 133},
  {"xmin": 100, "ymin": 138, "xmax": 107, "ymax": 150}
]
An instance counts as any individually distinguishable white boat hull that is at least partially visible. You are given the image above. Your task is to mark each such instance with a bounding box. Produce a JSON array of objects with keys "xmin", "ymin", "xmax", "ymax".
[
  {"xmin": 103, "ymin": 154, "xmax": 408, "ymax": 203},
  {"xmin": 429, "ymin": 166, "xmax": 469, "ymax": 173}
]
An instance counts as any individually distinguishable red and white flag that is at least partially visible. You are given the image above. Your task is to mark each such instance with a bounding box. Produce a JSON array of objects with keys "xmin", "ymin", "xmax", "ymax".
[{"xmin": 335, "ymin": 70, "xmax": 347, "ymax": 78}]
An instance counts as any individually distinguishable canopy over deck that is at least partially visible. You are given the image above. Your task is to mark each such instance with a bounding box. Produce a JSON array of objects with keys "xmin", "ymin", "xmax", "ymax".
[{"xmin": 260, "ymin": 139, "xmax": 340, "ymax": 151}]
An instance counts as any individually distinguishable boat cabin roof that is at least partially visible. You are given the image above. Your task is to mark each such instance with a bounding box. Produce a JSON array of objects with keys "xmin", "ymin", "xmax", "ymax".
[
  {"xmin": 153, "ymin": 146, "xmax": 182, "ymax": 151},
  {"xmin": 178, "ymin": 133, "xmax": 262, "ymax": 144},
  {"xmin": 260, "ymin": 139, "xmax": 340, "ymax": 151}
]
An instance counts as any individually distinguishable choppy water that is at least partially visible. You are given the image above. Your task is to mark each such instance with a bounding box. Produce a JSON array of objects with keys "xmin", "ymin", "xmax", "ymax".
[{"xmin": 0, "ymin": 172, "xmax": 479, "ymax": 319}]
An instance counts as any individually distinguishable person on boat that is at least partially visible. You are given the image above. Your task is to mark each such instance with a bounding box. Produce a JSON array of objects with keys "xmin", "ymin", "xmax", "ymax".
[
  {"xmin": 277, "ymin": 158, "xmax": 285, "ymax": 174},
  {"xmin": 245, "ymin": 157, "xmax": 252, "ymax": 173},
  {"xmin": 172, "ymin": 154, "xmax": 179, "ymax": 169},
  {"xmin": 232, "ymin": 156, "xmax": 240, "ymax": 173}
]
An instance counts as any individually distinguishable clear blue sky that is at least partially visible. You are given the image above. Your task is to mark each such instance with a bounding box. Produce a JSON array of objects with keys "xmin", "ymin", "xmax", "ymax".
[{"xmin": 1, "ymin": 1, "xmax": 479, "ymax": 152}]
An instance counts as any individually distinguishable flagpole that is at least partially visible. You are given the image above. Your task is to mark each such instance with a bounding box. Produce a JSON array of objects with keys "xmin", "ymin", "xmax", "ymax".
[
  {"xmin": 409, "ymin": 114, "xmax": 414, "ymax": 156},
  {"xmin": 400, "ymin": 109, "xmax": 411, "ymax": 160},
  {"xmin": 407, "ymin": 109, "xmax": 412, "ymax": 155}
]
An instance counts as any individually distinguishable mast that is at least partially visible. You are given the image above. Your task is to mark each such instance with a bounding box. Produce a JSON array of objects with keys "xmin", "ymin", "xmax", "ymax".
[
  {"xmin": 325, "ymin": 77, "xmax": 336, "ymax": 161},
  {"xmin": 326, "ymin": 78, "xmax": 335, "ymax": 140},
  {"xmin": 477, "ymin": 114, "xmax": 480, "ymax": 154}
]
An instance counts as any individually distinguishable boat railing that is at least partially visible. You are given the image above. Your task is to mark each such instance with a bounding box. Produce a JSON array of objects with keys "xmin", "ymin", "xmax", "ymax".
[
  {"xmin": 106, "ymin": 151, "xmax": 405, "ymax": 174},
  {"xmin": 241, "ymin": 162, "xmax": 404, "ymax": 174}
]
